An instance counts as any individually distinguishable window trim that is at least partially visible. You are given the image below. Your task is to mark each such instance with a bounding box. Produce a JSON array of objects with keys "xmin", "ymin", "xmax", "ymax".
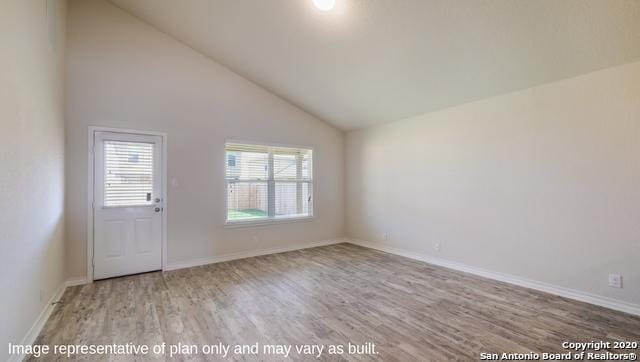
[{"xmin": 223, "ymin": 139, "xmax": 314, "ymax": 227}]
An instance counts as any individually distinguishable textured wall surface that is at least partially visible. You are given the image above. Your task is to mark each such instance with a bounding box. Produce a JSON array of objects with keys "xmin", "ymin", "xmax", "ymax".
[
  {"xmin": 0, "ymin": 0, "xmax": 67, "ymax": 359},
  {"xmin": 347, "ymin": 61, "xmax": 640, "ymax": 305},
  {"xmin": 65, "ymin": 0, "xmax": 345, "ymax": 278}
]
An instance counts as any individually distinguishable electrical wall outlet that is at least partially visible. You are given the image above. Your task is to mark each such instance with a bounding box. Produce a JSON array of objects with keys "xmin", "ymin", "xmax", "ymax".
[
  {"xmin": 434, "ymin": 243, "xmax": 441, "ymax": 252},
  {"xmin": 382, "ymin": 232, "xmax": 388, "ymax": 241},
  {"xmin": 608, "ymin": 274, "xmax": 622, "ymax": 288}
]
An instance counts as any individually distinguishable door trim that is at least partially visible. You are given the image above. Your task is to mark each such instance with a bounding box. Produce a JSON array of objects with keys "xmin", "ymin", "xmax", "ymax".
[{"xmin": 87, "ymin": 126, "xmax": 168, "ymax": 282}]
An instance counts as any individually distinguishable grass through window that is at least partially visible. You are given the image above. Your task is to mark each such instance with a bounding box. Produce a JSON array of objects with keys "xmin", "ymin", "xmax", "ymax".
[{"xmin": 227, "ymin": 208, "xmax": 267, "ymax": 221}]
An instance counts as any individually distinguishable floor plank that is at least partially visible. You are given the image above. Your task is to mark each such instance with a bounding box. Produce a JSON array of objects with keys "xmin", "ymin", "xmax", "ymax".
[{"xmin": 29, "ymin": 243, "xmax": 640, "ymax": 361}]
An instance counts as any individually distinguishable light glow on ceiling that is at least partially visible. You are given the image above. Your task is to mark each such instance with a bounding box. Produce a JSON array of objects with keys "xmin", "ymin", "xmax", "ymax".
[{"xmin": 313, "ymin": 0, "xmax": 335, "ymax": 11}]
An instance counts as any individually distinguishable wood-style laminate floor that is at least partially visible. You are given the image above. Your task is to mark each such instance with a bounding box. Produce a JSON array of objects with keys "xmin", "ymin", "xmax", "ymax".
[{"xmin": 30, "ymin": 243, "xmax": 639, "ymax": 361}]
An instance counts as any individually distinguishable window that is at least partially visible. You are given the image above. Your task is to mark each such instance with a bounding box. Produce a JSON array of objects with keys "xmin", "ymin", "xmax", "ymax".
[
  {"xmin": 227, "ymin": 154, "xmax": 236, "ymax": 167},
  {"xmin": 104, "ymin": 140, "xmax": 154, "ymax": 207},
  {"xmin": 225, "ymin": 142, "xmax": 313, "ymax": 224}
]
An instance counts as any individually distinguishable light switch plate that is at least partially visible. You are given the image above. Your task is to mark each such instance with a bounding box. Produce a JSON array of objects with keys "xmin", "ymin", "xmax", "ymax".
[{"xmin": 608, "ymin": 274, "xmax": 622, "ymax": 288}]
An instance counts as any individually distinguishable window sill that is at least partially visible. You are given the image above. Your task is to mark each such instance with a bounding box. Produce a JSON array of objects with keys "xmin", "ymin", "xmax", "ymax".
[{"xmin": 224, "ymin": 216, "xmax": 314, "ymax": 229}]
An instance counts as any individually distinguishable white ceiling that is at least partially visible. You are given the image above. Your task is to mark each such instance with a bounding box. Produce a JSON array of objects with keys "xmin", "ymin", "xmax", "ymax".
[{"xmin": 109, "ymin": 0, "xmax": 640, "ymax": 130}]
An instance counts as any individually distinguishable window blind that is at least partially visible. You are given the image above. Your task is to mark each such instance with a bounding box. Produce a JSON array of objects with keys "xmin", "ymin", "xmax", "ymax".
[
  {"xmin": 225, "ymin": 142, "xmax": 313, "ymax": 222},
  {"xmin": 104, "ymin": 140, "xmax": 154, "ymax": 207}
]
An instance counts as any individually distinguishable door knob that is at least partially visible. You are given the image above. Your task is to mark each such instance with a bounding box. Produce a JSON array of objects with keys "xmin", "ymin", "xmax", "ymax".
[{"xmin": 155, "ymin": 207, "xmax": 161, "ymax": 212}]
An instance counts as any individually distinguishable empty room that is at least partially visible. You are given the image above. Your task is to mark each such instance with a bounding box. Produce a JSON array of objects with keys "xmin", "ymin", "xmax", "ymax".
[{"xmin": 1, "ymin": 0, "xmax": 639, "ymax": 360}]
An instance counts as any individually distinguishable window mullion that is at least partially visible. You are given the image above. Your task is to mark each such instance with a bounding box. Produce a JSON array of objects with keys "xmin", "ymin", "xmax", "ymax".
[
  {"xmin": 267, "ymin": 149, "xmax": 275, "ymax": 218},
  {"xmin": 296, "ymin": 152, "xmax": 303, "ymax": 214}
]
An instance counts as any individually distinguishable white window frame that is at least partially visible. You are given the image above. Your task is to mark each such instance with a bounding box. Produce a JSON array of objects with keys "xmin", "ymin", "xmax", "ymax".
[{"xmin": 224, "ymin": 140, "xmax": 314, "ymax": 228}]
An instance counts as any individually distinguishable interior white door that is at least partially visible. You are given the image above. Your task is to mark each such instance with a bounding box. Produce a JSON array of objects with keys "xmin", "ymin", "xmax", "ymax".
[{"xmin": 93, "ymin": 131, "xmax": 163, "ymax": 280}]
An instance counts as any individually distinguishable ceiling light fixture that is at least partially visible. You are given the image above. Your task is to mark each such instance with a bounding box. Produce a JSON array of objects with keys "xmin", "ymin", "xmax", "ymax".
[{"xmin": 313, "ymin": 0, "xmax": 335, "ymax": 11}]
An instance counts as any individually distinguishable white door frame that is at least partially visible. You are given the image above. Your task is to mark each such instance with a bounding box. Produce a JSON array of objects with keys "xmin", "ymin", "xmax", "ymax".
[{"xmin": 87, "ymin": 126, "xmax": 168, "ymax": 282}]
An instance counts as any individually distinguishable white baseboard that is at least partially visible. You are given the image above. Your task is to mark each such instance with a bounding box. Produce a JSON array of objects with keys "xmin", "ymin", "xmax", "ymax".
[
  {"xmin": 165, "ymin": 237, "xmax": 348, "ymax": 271},
  {"xmin": 65, "ymin": 277, "xmax": 89, "ymax": 287},
  {"xmin": 59, "ymin": 238, "xmax": 348, "ymax": 284},
  {"xmin": 8, "ymin": 282, "xmax": 66, "ymax": 362},
  {"xmin": 348, "ymin": 239, "xmax": 640, "ymax": 317},
  {"xmin": 9, "ymin": 276, "xmax": 92, "ymax": 362}
]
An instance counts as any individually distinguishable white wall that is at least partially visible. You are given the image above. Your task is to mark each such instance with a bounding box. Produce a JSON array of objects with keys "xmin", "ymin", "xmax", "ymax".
[
  {"xmin": 0, "ymin": 0, "xmax": 67, "ymax": 359},
  {"xmin": 65, "ymin": 0, "xmax": 345, "ymax": 278},
  {"xmin": 347, "ymin": 61, "xmax": 640, "ymax": 306}
]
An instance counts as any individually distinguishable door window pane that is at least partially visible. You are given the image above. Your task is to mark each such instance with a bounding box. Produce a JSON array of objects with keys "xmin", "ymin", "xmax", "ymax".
[{"xmin": 104, "ymin": 141, "xmax": 154, "ymax": 207}]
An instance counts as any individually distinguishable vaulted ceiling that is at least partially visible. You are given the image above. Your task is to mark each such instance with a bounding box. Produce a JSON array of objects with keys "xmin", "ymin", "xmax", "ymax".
[{"xmin": 110, "ymin": 0, "xmax": 640, "ymax": 130}]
